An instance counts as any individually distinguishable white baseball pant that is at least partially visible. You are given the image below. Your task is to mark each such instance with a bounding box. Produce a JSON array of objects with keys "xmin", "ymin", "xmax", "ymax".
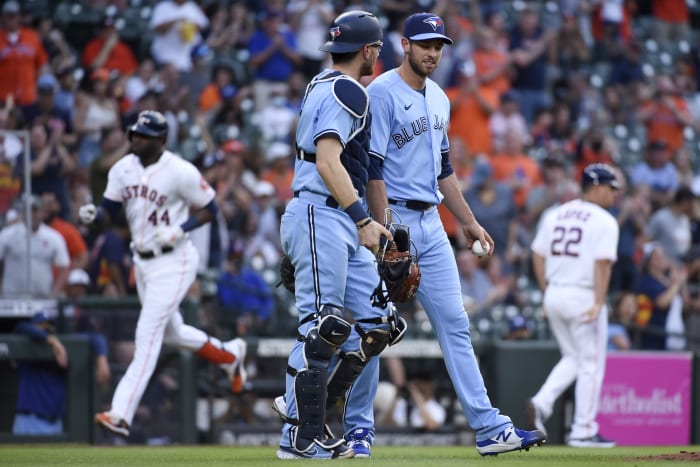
[
  {"xmin": 531, "ymin": 284, "xmax": 608, "ymax": 440},
  {"xmin": 110, "ymin": 243, "xmax": 223, "ymax": 425}
]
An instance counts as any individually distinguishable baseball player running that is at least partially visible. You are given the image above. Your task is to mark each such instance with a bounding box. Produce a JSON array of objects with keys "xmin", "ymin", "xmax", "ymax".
[
  {"xmin": 276, "ymin": 11, "xmax": 408, "ymax": 460},
  {"xmin": 527, "ymin": 163, "xmax": 620, "ymax": 448},
  {"xmin": 79, "ymin": 110, "xmax": 246, "ymax": 438},
  {"xmin": 364, "ymin": 12, "xmax": 546, "ymax": 455}
]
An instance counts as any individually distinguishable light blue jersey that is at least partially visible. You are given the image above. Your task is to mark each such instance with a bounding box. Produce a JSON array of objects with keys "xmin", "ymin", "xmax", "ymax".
[
  {"xmin": 368, "ymin": 70, "xmax": 450, "ymax": 205},
  {"xmin": 360, "ymin": 68, "xmax": 513, "ymax": 442},
  {"xmin": 279, "ymin": 68, "xmax": 388, "ymax": 453},
  {"xmin": 292, "ymin": 70, "xmax": 368, "ymax": 197}
]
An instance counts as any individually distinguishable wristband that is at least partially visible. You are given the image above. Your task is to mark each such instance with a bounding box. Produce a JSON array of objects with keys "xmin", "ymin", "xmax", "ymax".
[
  {"xmin": 356, "ymin": 217, "xmax": 372, "ymax": 230},
  {"xmin": 344, "ymin": 200, "xmax": 369, "ymax": 224}
]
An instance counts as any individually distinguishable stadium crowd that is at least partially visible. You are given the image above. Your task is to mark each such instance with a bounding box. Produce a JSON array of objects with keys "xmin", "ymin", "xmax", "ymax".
[{"xmin": 2, "ymin": 1, "xmax": 700, "ymax": 427}]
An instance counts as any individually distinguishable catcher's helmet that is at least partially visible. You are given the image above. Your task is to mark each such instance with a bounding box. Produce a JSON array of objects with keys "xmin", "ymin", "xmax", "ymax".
[
  {"xmin": 128, "ymin": 110, "xmax": 168, "ymax": 141},
  {"xmin": 581, "ymin": 163, "xmax": 620, "ymax": 190},
  {"xmin": 319, "ymin": 10, "xmax": 382, "ymax": 54}
]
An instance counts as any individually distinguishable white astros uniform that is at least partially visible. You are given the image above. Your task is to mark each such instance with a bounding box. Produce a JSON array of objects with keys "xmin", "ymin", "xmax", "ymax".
[
  {"xmin": 102, "ymin": 150, "xmax": 217, "ymax": 425},
  {"xmin": 530, "ymin": 198, "xmax": 619, "ymax": 440}
]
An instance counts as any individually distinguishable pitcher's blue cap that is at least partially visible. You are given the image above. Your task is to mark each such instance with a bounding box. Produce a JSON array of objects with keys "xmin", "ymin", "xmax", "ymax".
[{"xmin": 403, "ymin": 13, "xmax": 453, "ymax": 44}]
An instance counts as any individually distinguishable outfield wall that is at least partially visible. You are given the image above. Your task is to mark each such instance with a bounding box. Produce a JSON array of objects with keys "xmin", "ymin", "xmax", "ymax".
[{"xmin": 0, "ymin": 298, "xmax": 697, "ymax": 445}]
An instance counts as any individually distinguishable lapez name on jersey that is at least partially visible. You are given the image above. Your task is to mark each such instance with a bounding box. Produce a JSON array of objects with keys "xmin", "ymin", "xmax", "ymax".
[
  {"xmin": 555, "ymin": 207, "xmax": 591, "ymax": 222},
  {"xmin": 392, "ymin": 114, "xmax": 447, "ymax": 149}
]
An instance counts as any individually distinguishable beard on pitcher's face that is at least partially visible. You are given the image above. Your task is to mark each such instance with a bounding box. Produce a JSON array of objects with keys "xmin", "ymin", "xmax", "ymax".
[{"xmin": 406, "ymin": 39, "xmax": 444, "ymax": 78}]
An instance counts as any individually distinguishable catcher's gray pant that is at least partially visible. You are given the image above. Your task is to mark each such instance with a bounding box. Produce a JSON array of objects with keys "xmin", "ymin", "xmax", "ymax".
[
  {"xmin": 353, "ymin": 205, "xmax": 513, "ymax": 442},
  {"xmin": 279, "ymin": 194, "xmax": 388, "ymax": 448}
]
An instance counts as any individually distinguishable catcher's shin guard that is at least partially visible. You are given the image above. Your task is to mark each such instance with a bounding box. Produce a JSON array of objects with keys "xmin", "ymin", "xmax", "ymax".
[{"xmin": 293, "ymin": 305, "xmax": 351, "ymax": 449}]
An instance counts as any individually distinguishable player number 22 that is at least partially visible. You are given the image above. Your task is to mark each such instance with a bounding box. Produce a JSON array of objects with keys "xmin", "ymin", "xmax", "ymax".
[
  {"xmin": 551, "ymin": 226, "xmax": 582, "ymax": 257},
  {"xmin": 147, "ymin": 209, "xmax": 170, "ymax": 226}
]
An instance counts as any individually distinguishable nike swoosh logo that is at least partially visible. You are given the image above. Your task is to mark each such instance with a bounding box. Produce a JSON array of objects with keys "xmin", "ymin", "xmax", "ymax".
[
  {"xmin": 331, "ymin": 330, "xmax": 344, "ymax": 336},
  {"xmin": 404, "ymin": 103, "xmax": 412, "ymax": 110}
]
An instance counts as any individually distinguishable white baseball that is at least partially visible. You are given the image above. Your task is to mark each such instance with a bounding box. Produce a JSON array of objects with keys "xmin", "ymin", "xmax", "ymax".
[{"xmin": 472, "ymin": 240, "xmax": 490, "ymax": 257}]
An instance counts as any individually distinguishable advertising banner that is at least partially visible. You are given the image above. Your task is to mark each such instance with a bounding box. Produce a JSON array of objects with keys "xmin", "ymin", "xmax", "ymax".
[{"xmin": 597, "ymin": 352, "xmax": 692, "ymax": 445}]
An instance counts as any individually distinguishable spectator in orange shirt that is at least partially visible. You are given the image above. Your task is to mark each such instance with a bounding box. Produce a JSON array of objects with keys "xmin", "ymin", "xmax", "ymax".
[
  {"xmin": 445, "ymin": 61, "xmax": 499, "ymax": 157},
  {"xmin": 638, "ymin": 75, "xmax": 694, "ymax": 155},
  {"xmin": 81, "ymin": 13, "xmax": 138, "ymax": 77},
  {"xmin": 40, "ymin": 191, "xmax": 88, "ymax": 270},
  {"xmin": 0, "ymin": 1, "xmax": 48, "ymax": 107},
  {"xmin": 489, "ymin": 129, "xmax": 542, "ymax": 210},
  {"xmin": 198, "ymin": 59, "xmax": 239, "ymax": 114},
  {"xmin": 652, "ymin": 0, "xmax": 689, "ymax": 46},
  {"xmin": 473, "ymin": 26, "xmax": 511, "ymax": 96},
  {"xmin": 260, "ymin": 141, "xmax": 293, "ymax": 204},
  {"xmin": 490, "ymin": 91, "xmax": 529, "ymax": 154}
]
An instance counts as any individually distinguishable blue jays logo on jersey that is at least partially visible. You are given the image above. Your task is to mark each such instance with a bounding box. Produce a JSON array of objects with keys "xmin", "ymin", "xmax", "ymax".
[
  {"xmin": 329, "ymin": 26, "xmax": 341, "ymax": 40},
  {"xmin": 423, "ymin": 16, "xmax": 443, "ymax": 31},
  {"xmin": 392, "ymin": 117, "xmax": 429, "ymax": 149},
  {"xmin": 433, "ymin": 114, "xmax": 447, "ymax": 131}
]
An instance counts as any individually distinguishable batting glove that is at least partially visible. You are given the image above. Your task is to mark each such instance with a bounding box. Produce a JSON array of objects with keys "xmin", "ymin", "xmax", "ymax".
[
  {"xmin": 79, "ymin": 203, "xmax": 97, "ymax": 224},
  {"xmin": 154, "ymin": 226, "xmax": 184, "ymax": 247}
]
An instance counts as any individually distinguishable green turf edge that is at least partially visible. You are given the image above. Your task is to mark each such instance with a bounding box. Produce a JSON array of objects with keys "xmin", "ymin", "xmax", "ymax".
[{"xmin": 0, "ymin": 445, "xmax": 698, "ymax": 467}]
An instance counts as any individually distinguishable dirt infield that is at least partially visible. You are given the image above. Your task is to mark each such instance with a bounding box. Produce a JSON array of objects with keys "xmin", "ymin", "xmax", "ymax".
[{"xmin": 629, "ymin": 450, "xmax": 700, "ymax": 462}]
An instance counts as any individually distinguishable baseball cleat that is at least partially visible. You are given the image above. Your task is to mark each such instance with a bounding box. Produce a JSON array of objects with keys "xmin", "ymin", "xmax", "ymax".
[
  {"xmin": 223, "ymin": 338, "xmax": 247, "ymax": 393},
  {"xmin": 272, "ymin": 395, "xmax": 295, "ymax": 424},
  {"xmin": 525, "ymin": 399, "xmax": 548, "ymax": 437},
  {"xmin": 276, "ymin": 445, "xmax": 327, "ymax": 460},
  {"xmin": 276, "ymin": 441, "xmax": 355, "ymax": 460},
  {"xmin": 476, "ymin": 426, "xmax": 546, "ymax": 456},
  {"xmin": 346, "ymin": 428, "xmax": 372, "ymax": 458},
  {"xmin": 95, "ymin": 411, "xmax": 130, "ymax": 437},
  {"xmin": 568, "ymin": 433, "xmax": 616, "ymax": 448},
  {"xmin": 331, "ymin": 441, "xmax": 356, "ymax": 459}
]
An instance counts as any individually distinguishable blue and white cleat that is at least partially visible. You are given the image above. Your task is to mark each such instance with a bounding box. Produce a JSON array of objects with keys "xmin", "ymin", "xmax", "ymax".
[
  {"xmin": 476, "ymin": 426, "xmax": 546, "ymax": 456},
  {"xmin": 346, "ymin": 428, "xmax": 371, "ymax": 458},
  {"xmin": 277, "ymin": 445, "xmax": 329, "ymax": 460},
  {"xmin": 278, "ymin": 426, "xmax": 355, "ymax": 460},
  {"xmin": 276, "ymin": 443, "xmax": 355, "ymax": 460}
]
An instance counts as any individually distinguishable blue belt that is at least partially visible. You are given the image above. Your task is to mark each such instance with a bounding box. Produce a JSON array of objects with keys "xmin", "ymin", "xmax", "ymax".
[
  {"xmin": 293, "ymin": 190, "xmax": 339, "ymax": 209},
  {"xmin": 296, "ymin": 149, "xmax": 316, "ymax": 163},
  {"xmin": 388, "ymin": 198, "xmax": 433, "ymax": 211}
]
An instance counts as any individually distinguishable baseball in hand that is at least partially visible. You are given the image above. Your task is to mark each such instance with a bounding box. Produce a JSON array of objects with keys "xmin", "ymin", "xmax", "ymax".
[{"xmin": 472, "ymin": 240, "xmax": 490, "ymax": 257}]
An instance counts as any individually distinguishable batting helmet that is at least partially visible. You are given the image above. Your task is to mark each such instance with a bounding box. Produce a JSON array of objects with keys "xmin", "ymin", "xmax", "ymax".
[
  {"xmin": 128, "ymin": 110, "xmax": 168, "ymax": 141},
  {"xmin": 319, "ymin": 10, "xmax": 383, "ymax": 54},
  {"xmin": 581, "ymin": 163, "xmax": 620, "ymax": 190}
]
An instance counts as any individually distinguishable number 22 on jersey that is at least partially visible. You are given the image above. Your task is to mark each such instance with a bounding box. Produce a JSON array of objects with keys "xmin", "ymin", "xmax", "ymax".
[{"xmin": 550, "ymin": 226, "xmax": 582, "ymax": 257}]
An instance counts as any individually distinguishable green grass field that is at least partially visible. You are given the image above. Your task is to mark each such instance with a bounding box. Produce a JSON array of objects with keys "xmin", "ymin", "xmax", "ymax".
[{"xmin": 1, "ymin": 445, "xmax": 699, "ymax": 467}]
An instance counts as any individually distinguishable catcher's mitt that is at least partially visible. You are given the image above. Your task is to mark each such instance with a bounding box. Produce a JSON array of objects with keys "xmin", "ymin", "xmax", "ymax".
[
  {"xmin": 371, "ymin": 224, "xmax": 420, "ymax": 308},
  {"xmin": 276, "ymin": 254, "xmax": 296, "ymax": 294}
]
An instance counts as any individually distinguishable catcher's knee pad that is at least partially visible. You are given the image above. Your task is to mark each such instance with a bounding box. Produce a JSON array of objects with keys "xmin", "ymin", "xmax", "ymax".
[{"xmin": 317, "ymin": 304, "xmax": 352, "ymax": 347}]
